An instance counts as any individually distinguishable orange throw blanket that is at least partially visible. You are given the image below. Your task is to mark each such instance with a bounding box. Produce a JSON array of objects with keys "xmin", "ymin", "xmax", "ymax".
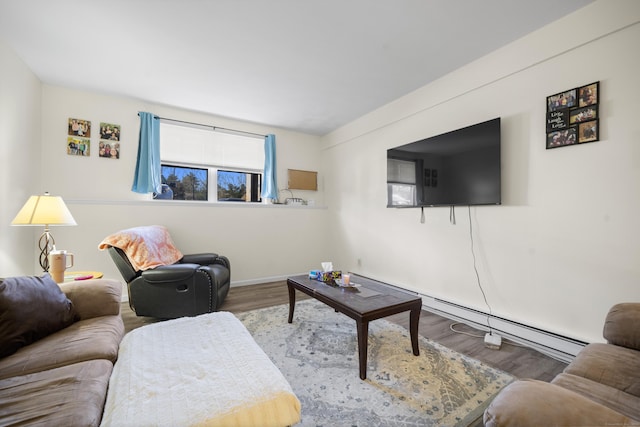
[{"xmin": 98, "ymin": 225, "xmax": 183, "ymax": 271}]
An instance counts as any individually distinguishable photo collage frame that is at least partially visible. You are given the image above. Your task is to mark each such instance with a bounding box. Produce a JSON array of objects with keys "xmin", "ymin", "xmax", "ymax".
[
  {"xmin": 67, "ymin": 118, "xmax": 91, "ymax": 156},
  {"xmin": 546, "ymin": 81, "xmax": 599, "ymax": 149},
  {"xmin": 67, "ymin": 118, "xmax": 121, "ymax": 159}
]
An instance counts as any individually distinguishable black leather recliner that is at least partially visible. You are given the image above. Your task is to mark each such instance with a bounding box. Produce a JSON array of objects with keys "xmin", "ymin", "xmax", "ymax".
[{"xmin": 106, "ymin": 246, "xmax": 230, "ymax": 319}]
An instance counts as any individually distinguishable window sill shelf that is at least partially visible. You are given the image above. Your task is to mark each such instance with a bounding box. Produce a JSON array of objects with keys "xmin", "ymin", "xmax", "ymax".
[{"xmin": 66, "ymin": 199, "xmax": 327, "ymax": 209}]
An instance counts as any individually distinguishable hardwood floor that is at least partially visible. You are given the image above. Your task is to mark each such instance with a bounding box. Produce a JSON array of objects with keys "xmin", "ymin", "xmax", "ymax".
[{"xmin": 121, "ymin": 280, "xmax": 567, "ymax": 382}]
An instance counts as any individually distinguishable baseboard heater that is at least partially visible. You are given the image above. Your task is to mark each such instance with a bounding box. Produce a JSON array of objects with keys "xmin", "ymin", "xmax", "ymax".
[
  {"xmin": 236, "ymin": 274, "xmax": 587, "ymax": 363},
  {"xmin": 420, "ymin": 294, "xmax": 587, "ymax": 363}
]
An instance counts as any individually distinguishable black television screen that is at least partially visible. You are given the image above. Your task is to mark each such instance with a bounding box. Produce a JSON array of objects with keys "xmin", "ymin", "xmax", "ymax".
[{"xmin": 387, "ymin": 118, "xmax": 501, "ymax": 207}]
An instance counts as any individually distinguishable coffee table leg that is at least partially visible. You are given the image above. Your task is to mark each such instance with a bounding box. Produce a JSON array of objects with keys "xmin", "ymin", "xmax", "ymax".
[
  {"xmin": 287, "ymin": 282, "xmax": 296, "ymax": 324},
  {"xmin": 357, "ymin": 319, "xmax": 369, "ymax": 380},
  {"xmin": 410, "ymin": 304, "xmax": 421, "ymax": 356}
]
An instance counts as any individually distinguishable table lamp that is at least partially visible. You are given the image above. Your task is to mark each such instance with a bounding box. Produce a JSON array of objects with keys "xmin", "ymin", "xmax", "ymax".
[{"xmin": 11, "ymin": 192, "xmax": 77, "ymax": 271}]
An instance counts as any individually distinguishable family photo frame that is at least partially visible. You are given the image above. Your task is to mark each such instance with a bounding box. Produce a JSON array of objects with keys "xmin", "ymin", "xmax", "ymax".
[
  {"xmin": 67, "ymin": 118, "xmax": 91, "ymax": 156},
  {"xmin": 99, "ymin": 122, "xmax": 121, "ymax": 159},
  {"xmin": 65, "ymin": 118, "xmax": 121, "ymax": 159},
  {"xmin": 546, "ymin": 81, "xmax": 599, "ymax": 149}
]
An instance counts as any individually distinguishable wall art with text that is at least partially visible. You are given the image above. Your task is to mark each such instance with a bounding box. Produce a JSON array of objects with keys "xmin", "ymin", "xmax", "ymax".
[{"xmin": 546, "ymin": 81, "xmax": 599, "ymax": 149}]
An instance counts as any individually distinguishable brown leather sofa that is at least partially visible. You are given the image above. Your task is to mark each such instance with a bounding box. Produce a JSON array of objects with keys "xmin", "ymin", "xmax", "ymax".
[
  {"xmin": 0, "ymin": 275, "xmax": 125, "ymax": 426},
  {"xmin": 484, "ymin": 303, "xmax": 640, "ymax": 426}
]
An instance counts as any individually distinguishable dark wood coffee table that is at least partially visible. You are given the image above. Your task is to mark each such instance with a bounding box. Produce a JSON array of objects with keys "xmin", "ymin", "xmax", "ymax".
[{"xmin": 287, "ymin": 274, "xmax": 422, "ymax": 380}]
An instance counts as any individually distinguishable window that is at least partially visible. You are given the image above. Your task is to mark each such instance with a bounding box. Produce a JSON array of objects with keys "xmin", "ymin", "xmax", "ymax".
[
  {"xmin": 217, "ymin": 170, "xmax": 262, "ymax": 202},
  {"xmin": 154, "ymin": 164, "xmax": 208, "ymax": 201},
  {"xmin": 156, "ymin": 121, "xmax": 264, "ymax": 202},
  {"xmin": 387, "ymin": 183, "xmax": 416, "ymax": 206},
  {"xmin": 387, "ymin": 158, "xmax": 417, "ymax": 206}
]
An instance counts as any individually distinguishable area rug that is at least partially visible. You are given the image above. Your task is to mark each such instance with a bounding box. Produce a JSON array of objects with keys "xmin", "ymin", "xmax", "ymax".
[{"xmin": 235, "ymin": 300, "xmax": 513, "ymax": 427}]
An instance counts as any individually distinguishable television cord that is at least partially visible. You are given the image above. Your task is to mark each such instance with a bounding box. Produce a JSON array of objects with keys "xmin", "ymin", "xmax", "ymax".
[
  {"xmin": 468, "ymin": 206, "xmax": 494, "ymax": 334},
  {"xmin": 448, "ymin": 322, "xmax": 526, "ymax": 347}
]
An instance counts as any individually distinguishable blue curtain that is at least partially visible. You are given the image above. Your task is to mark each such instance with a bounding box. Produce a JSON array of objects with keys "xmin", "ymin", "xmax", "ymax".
[
  {"xmin": 131, "ymin": 112, "xmax": 161, "ymax": 194},
  {"xmin": 261, "ymin": 134, "xmax": 278, "ymax": 201}
]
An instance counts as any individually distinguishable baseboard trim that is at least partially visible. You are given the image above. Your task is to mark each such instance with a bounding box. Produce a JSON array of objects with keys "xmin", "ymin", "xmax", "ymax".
[
  {"xmin": 228, "ymin": 274, "xmax": 586, "ymax": 363},
  {"xmin": 420, "ymin": 295, "xmax": 586, "ymax": 363},
  {"xmin": 231, "ymin": 273, "xmax": 306, "ymax": 288},
  {"xmin": 121, "ymin": 273, "xmax": 302, "ymax": 302}
]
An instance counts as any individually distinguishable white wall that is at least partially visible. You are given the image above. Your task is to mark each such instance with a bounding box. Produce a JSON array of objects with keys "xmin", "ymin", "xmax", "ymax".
[
  {"xmin": 0, "ymin": 41, "xmax": 42, "ymax": 276},
  {"xmin": 44, "ymin": 86, "xmax": 329, "ymax": 284},
  {"xmin": 39, "ymin": 86, "xmax": 325, "ymax": 206},
  {"xmin": 54, "ymin": 201, "xmax": 328, "ymax": 287},
  {"xmin": 3, "ymin": 83, "xmax": 328, "ymax": 285},
  {"xmin": 321, "ymin": 0, "xmax": 640, "ymax": 344}
]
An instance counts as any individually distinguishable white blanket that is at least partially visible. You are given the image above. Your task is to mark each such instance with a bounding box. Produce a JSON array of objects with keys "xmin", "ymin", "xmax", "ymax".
[{"xmin": 101, "ymin": 312, "xmax": 301, "ymax": 427}]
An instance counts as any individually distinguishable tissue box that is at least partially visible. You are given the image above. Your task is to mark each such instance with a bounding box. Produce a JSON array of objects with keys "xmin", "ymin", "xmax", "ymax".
[{"xmin": 316, "ymin": 270, "xmax": 342, "ymax": 282}]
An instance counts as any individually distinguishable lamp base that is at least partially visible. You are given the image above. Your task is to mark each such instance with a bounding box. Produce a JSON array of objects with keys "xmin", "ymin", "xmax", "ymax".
[{"xmin": 38, "ymin": 230, "xmax": 55, "ymax": 272}]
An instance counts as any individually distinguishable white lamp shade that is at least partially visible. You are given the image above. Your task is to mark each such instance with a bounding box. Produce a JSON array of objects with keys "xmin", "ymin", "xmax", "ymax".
[{"xmin": 11, "ymin": 194, "xmax": 77, "ymax": 226}]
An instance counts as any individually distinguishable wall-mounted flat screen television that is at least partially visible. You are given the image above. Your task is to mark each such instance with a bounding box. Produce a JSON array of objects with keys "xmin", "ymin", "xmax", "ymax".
[{"xmin": 387, "ymin": 117, "xmax": 501, "ymax": 207}]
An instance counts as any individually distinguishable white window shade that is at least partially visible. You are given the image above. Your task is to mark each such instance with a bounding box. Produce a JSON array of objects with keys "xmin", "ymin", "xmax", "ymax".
[
  {"xmin": 387, "ymin": 158, "xmax": 416, "ymax": 184},
  {"xmin": 160, "ymin": 122, "xmax": 264, "ymax": 171}
]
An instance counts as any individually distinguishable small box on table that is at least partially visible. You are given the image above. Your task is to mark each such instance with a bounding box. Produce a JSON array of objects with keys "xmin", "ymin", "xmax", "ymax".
[{"xmin": 316, "ymin": 271, "xmax": 342, "ymax": 282}]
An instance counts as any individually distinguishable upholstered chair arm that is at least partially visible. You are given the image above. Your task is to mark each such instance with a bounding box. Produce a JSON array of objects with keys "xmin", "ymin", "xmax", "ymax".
[
  {"xmin": 213, "ymin": 255, "xmax": 230, "ymax": 271},
  {"xmin": 483, "ymin": 379, "xmax": 636, "ymax": 427},
  {"xmin": 141, "ymin": 264, "xmax": 200, "ymax": 283},
  {"xmin": 60, "ymin": 278, "xmax": 122, "ymax": 319},
  {"xmin": 603, "ymin": 303, "xmax": 640, "ymax": 351},
  {"xmin": 181, "ymin": 253, "xmax": 218, "ymax": 265},
  {"xmin": 196, "ymin": 263, "xmax": 229, "ymax": 310}
]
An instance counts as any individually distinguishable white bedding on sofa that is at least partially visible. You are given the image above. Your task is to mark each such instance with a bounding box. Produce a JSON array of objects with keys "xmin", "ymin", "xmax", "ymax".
[{"xmin": 100, "ymin": 311, "xmax": 301, "ymax": 427}]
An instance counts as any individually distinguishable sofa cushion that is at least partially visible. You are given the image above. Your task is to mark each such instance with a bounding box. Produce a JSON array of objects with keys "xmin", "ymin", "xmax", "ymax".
[
  {"xmin": 483, "ymin": 378, "xmax": 636, "ymax": 427},
  {"xmin": 563, "ymin": 342, "xmax": 640, "ymax": 398},
  {"xmin": 0, "ymin": 315, "xmax": 124, "ymax": 380},
  {"xmin": 552, "ymin": 373, "xmax": 640, "ymax": 421},
  {"xmin": 0, "ymin": 359, "xmax": 113, "ymax": 427},
  {"xmin": 603, "ymin": 303, "xmax": 640, "ymax": 351},
  {"xmin": 0, "ymin": 274, "xmax": 78, "ymax": 358},
  {"xmin": 60, "ymin": 278, "xmax": 123, "ymax": 319}
]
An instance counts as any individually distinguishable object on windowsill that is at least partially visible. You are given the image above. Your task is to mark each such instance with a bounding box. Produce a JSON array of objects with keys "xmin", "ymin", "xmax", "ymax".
[{"xmin": 285, "ymin": 198, "xmax": 304, "ymax": 205}]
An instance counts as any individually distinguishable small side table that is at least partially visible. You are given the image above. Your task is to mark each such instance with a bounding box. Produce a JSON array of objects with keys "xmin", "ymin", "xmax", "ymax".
[{"xmin": 64, "ymin": 271, "xmax": 103, "ymax": 281}]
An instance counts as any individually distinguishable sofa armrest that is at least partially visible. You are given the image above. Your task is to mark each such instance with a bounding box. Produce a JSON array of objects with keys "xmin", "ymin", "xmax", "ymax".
[
  {"xmin": 141, "ymin": 264, "xmax": 199, "ymax": 282},
  {"xmin": 181, "ymin": 253, "xmax": 230, "ymax": 271},
  {"xmin": 59, "ymin": 278, "xmax": 122, "ymax": 320},
  {"xmin": 213, "ymin": 255, "xmax": 230, "ymax": 271},
  {"xmin": 604, "ymin": 303, "xmax": 640, "ymax": 351},
  {"xmin": 181, "ymin": 253, "xmax": 218, "ymax": 265},
  {"xmin": 484, "ymin": 379, "xmax": 636, "ymax": 427}
]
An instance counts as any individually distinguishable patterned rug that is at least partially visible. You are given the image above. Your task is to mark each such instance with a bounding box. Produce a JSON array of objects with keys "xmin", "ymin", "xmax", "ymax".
[{"xmin": 235, "ymin": 300, "xmax": 513, "ymax": 427}]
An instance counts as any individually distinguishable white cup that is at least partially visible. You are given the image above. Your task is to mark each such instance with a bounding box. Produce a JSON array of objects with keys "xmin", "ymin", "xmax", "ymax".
[
  {"xmin": 49, "ymin": 250, "xmax": 74, "ymax": 283},
  {"xmin": 343, "ymin": 273, "xmax": 351, "ymax": 285}
]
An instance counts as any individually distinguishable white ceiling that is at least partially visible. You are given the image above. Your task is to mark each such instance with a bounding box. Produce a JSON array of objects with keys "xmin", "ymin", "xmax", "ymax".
[{"xmin": 0, "ymin": 0, "xmax": 594, "ymax": 135}]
